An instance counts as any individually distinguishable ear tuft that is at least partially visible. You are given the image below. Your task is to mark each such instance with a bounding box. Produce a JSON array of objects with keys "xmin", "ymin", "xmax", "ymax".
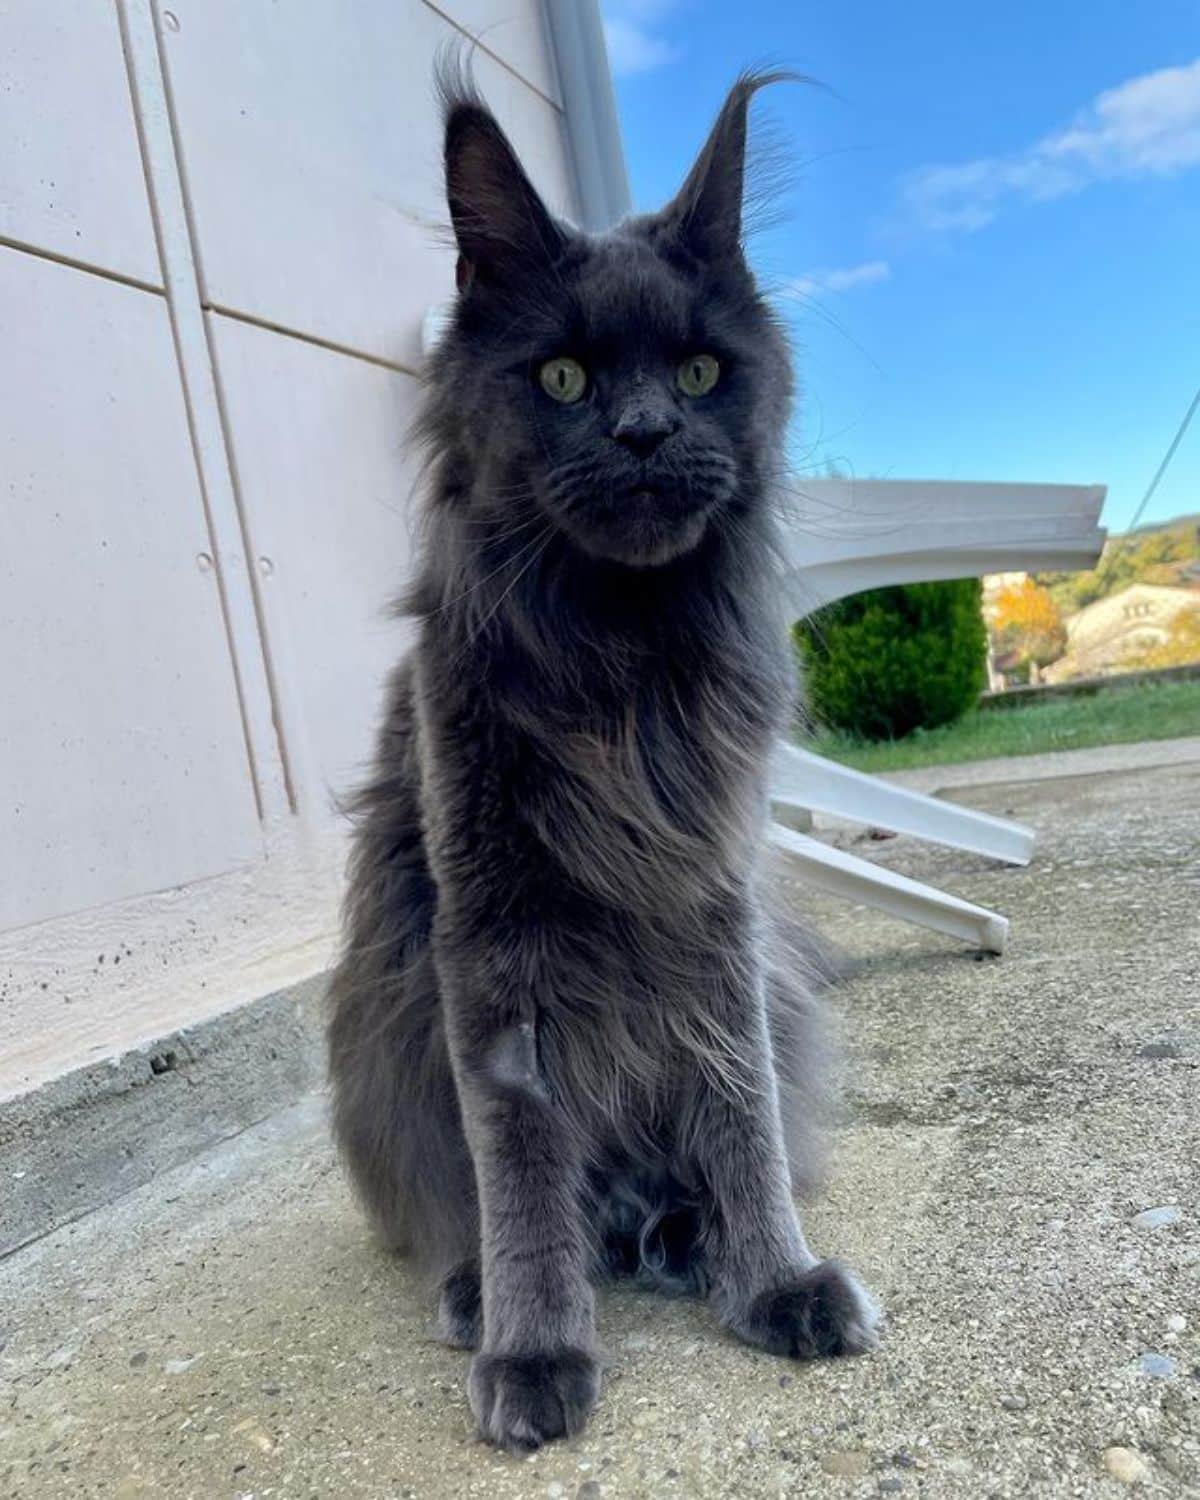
[
  {"xmin": 658, "ymin": 68, "xmax": 799, "ymax": 264},
  {"xmin": 436, "ymin": 54, "xmax": 564, "ymax": 288}
]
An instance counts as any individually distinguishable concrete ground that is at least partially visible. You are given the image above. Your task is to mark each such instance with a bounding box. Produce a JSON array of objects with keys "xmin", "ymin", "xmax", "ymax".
[{"xmin": 2, "ymin": 740, "xmax": 1198, "ymax": 1498}]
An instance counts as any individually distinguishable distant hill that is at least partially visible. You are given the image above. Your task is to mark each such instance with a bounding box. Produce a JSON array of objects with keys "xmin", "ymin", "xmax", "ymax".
[
  {"xmin": 1126, "ymin": 511, "xmax": 1200, "ymax": 537},
  {"xmin": 1036, "ymin": 512, "xmax": 1200, "ymax": 615}
]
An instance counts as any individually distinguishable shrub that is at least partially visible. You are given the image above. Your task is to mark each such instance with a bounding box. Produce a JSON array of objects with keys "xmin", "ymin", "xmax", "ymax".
[{"xmin": 794, "ymin": 579, "xmax": 987, "ymax": 740}]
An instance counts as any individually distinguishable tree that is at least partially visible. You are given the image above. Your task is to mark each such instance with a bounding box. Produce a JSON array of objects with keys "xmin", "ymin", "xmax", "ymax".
[
  {"xmin": 795, "ymin": 579, "xmax": 987, "ymax": 741},
  {"xmin": 988, "ymin": 578, "xmax": 1066, "ymax": 675}
]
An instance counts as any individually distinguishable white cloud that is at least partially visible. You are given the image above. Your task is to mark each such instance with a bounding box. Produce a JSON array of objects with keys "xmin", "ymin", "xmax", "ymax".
[
  {"xmin": 902, "ymin": 56, "xmax": 1200, "ymax": 232},
  {"xmin": 788, "ymin": 260, "xmax": 892, "ymax": 298},
  {"xmin": 602, "ymin": 1, "xmax": 681, "ymax": 77}
]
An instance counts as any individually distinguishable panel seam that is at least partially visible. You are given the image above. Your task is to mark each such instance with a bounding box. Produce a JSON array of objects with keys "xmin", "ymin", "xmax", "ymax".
[
  {"xmin": 204, "ymin": 303, "xmax": 420, "ymax": 378},
  {"xmin": 418, "ymin": 0, "xmax": 566, "ymax": 112},
  {"xmin": 114, "ymin": 0, "xmax": 296, "ymax": 821},
  {"xmin": 0, "ymin": 235, "xmax": 163, "ymax": 297}
]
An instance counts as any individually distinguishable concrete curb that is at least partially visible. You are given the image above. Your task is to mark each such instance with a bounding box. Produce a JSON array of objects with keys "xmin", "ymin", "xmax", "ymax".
[
  {"xmin": 877, "ymin": 733, "xmax": 1200, "ymax": 795},
  {"xmin": 0, "ymin": 973, "xmax": 328, "ymax": 1258}
]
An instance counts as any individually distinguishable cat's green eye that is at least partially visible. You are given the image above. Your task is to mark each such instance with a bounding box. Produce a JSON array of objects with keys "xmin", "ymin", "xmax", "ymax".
[
  {"xmin": 677, "ymin": 353, "xmax": 720, "ymax": 397},
  {"xmin": 539, "ymin": 356, "xmax": 587, "ymax": 404}
]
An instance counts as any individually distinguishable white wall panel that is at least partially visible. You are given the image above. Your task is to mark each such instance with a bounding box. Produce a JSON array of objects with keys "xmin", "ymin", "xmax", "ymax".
[
  {"xmin": 206, "ymin": 314, "xmax": 418, "ymax": 818},
  {"xmin": 160, "ymin": 0, "xmax": 577, "ymax": 366},
  {"xmin": 0, "ymin": 0, "xmax": 160, "ymax": 285},
  {"xmin": 0, "ymin": 249, "xmax": 261, "ymax": 931}
]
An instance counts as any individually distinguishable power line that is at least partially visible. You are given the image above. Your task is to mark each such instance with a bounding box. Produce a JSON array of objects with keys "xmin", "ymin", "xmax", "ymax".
[{"xmin": 1125, "ymin": 383, "xmax": 1200, "ymax": 536}]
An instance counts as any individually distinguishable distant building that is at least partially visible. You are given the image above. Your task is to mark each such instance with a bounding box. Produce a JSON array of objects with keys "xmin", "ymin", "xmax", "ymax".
[{"xmin": 1042, "ymin": 584, "xmax": 1200, "ymax": 681}]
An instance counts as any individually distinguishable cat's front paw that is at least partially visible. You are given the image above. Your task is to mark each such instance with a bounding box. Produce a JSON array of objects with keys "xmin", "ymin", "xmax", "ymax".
[
  {"xmin": 732, "ymin": 1259, "xmax": 880, "ymax": 1359},
  {"xmin": 468, "ymin": 1348, "xmax": 600, "ymax": 1451}
]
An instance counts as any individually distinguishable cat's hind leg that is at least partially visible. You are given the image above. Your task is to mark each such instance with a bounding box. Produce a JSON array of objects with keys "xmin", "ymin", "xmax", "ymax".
[
  {"xmin": 328, "ymin": 945, "xmax": 479, "ymax": 1272},
  {"xmin": 437, "ymin": 1257, "xmax": 483, "ymax": 1348},
  {"xmin": 327, "ymin": 659, "xmax": 480, "ymax": 1283}
]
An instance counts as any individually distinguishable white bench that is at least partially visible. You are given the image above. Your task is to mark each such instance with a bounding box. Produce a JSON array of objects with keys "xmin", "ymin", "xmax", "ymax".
[{"xmin": 768, "ymin": 477, "xmax": 1106, "ymax": 953}]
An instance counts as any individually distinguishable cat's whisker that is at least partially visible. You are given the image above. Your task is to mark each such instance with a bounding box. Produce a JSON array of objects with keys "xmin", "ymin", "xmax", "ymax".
[
  {"xmin": 427, "ymin": 519, "xmax": 555, "ymax": 619},
  {"xmin": 456, "ymin": 524, "xmax": 554, "ymax": 663}
]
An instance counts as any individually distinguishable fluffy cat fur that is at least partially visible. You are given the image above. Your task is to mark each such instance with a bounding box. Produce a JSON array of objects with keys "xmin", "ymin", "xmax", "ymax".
[{"xmin": 327, "ymin": 65, "xmax": 878, "ymax": 1451}]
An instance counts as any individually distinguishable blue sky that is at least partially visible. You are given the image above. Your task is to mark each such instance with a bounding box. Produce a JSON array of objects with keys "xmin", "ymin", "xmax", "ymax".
[{"xmin": 600, "ymin": 0, "xmax": 1200, "ymax": 532}]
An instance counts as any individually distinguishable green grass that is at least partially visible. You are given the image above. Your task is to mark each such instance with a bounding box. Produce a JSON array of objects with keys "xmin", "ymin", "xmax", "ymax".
[{"xmin": 805, "ymin": 675, "xmax": 1200, "ymax": 773}]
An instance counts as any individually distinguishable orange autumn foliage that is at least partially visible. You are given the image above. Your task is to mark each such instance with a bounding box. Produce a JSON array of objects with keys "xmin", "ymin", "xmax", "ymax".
[{"xmin": 989, "ymin": 578, "xmax": 1066, "ymax": 669}]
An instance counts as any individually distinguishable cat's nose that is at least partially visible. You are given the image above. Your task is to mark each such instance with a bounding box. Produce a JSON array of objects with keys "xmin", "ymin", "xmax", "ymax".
[{"xmin": 611, "ymin": 408, "xmax": 680, "ymax": 459}]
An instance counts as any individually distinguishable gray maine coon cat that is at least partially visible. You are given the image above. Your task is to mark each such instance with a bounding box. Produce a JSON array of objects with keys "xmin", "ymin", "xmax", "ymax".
[{"xmin": 327, "ymin": 66, "xmax": 879, "ymax": 1451}]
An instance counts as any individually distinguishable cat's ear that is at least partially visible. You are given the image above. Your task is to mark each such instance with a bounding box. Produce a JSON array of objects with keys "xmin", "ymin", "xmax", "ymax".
[
  {"xmin": 657, "ymin": 70, "xmax": 790, "ymax": 264},
  {"xmin": 442, "ymin": 91, "xmax": 564, "ymax": 290}
]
